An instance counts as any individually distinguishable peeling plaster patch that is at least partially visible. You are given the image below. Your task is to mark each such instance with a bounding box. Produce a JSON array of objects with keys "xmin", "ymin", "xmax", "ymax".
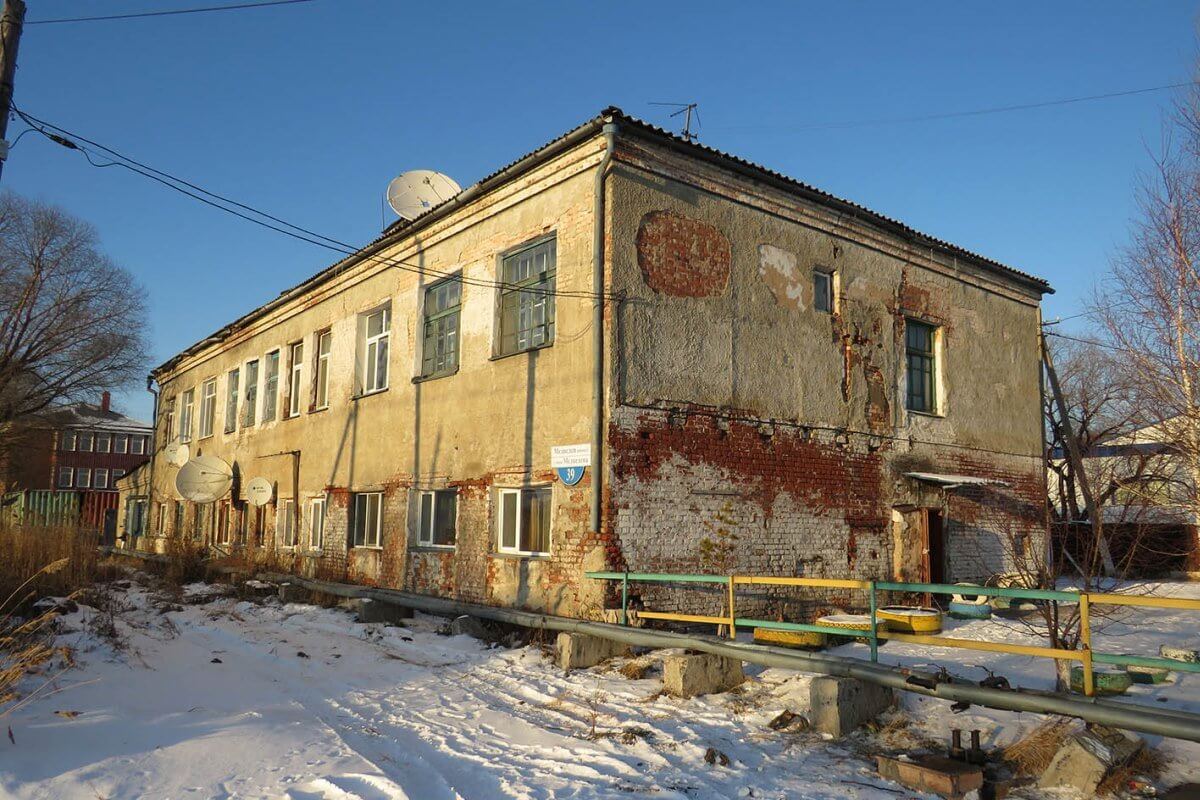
[
  {"xmin": 757, "ymin": 243, "xmax": 805, "ymax": 310},
  {"xmin": 636, "ymin": 211, "xmax": 730, "ymax": 297}
]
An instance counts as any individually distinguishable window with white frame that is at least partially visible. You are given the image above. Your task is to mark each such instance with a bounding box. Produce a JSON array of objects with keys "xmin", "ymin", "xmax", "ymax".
[
  {"xmin": 96, "ymin": 433, "xmax": 111, "ymax": 453},
  {"xmin": 79, "ymin": 431, "xmax": 93, "ymax": 452},
  {"xmin": 309, "ymin": 497, "xmax": 325, "ymax": 550},
  {"xmin": 263, "ymin": 350, "xmax": 280, "ymax": 422},
  {"xmin": 351, "ymin": 492, "xmax": 382, "ymax": 547},
  {"xmin": 76, "ymin": 468, "xmax": 91, "ymax": 489},
  {"xmin": 115, "ymin": 434, "xmax": 129, "ymax": 454},
  {"xmin": 314, "ymin": 329, "xmax": 331, "ymax": 409},
  {"xmin": 497, "ymin": 487, "xmax": 551, "ymax": 555},
  {"xmin": 58, "ymin": 467, "xmax": 73, "ymax": 488},
  {"xmin": 131, "ymin": 436, "xmax": 146, "ymax": 455},
  {"xmin": 223, "ymin": 370, "xmax": 238, "ymax": 433},
  {"xmin": 61, "ymin": 431, "xmax": 76, "ymax": 451},
  {"xmin": 287, "ymin": 341, "xmax": 303, "ymax": 417},
  {"xmin": 279, "ymin": 499, "xmax": 297, "ymax": 547},
  {"xmin": 498, "ymin": 237, "xmax": 556, "ymax": 356},
  {"xmin": 418, "ymin": 489, "xmax": 457, "ymax": 546},
  {"xmin": 157, "ymin": 502, "xmax": 167, "ymax": 535},
  {"xmin": 360, "ymin": 308, "xmax": 390, "ymax": 394},
  {"xmin": 95, "ymin": 469, "xmax": 109, "ymax": 490},
  {"xmin": 113, "ymin": 468, "xmax": 125, "ymax": 481},
  {"xmin": 421, "ymin": 278, "xmax": 461, "ymax": 377},
  {"xmin": 180, "ymin": 390, "xmax": 194, "ymax": 442},
  {"xmin": 243, "ymin": 359, "xmax": 259, "ymax": 427},
  {"xmin": 195, "ymin": 379, "xmax": 214, "ymax": 438},
  {"xmin": 216, "ymin": 500, "xmax": 231, "ymax": 545},
  {"xmin": 813, "ymin": 268, "xmax": 835, "ymax": 314}
]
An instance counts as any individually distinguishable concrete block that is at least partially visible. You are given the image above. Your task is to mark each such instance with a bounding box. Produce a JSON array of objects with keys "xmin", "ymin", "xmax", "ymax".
[
  {"xmin": 448, "ymin": 615, "xmax": 494, "ymax": 641},
  {"xmin": 1038, "ymin": 725, "xmax": 1144, "ymax": 795},
  {"xmin": 662, "ymin": 652, "xmax": 744, "ymax": 698},
  {"xmin": 1161, "ymin": 644, "xmax": 1200, "ymax": 663},
  {"xmin": 355, "ymin": 598, "xmax": 412, "ymax": 625},
  {"xmin": 808, "ymin": 676, "xmax": 893, "ymax": 737},
  {"xmin": 876, "ymin": 755, "xmax": 983, "ymax": 799},
  {"xmin": 556, "ymin": 632, "xmax": 626, "ymax": 671},
  {"xmin": 278, "ymin": 583, "xmax": 309, "ymax": 604}
]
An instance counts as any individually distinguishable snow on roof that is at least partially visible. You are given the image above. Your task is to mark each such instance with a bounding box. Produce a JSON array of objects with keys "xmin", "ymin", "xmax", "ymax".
[
  {"xmin": 904, "ymin": 472, "xmax": 1010, "ymax": 489},
  {"xmin": 38, "ymin": 402, "xmax": 152, "ymax": 433}
]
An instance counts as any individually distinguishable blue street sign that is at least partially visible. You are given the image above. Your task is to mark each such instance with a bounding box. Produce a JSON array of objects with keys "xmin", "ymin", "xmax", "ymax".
[{"xmin": 556, "ymin": 466, "xmax": 586, "ymax": 486}]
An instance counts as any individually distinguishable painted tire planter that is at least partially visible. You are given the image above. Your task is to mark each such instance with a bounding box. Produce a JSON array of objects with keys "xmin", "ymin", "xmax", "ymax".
[
  {"xmin": 951, "ymin": 583, "xmax": 989, "ymax": 606},
  {"xmin": 1070, "ymin": 665, "xmax": 1133, "ymax": 696},
  {"xmin": 753, "ymin": 627, "xmax": 826, "ymax": 650},
  {"xmin": 947, "ymin": 600, "xmax": 993, "ymax": 619},
  {"xmin": 815, "ymin": 614, "xmax": 889, "ymax": 644},
  {"xmin": 877, "ymin": 606, "xmax": 943, "ymax": 635}
]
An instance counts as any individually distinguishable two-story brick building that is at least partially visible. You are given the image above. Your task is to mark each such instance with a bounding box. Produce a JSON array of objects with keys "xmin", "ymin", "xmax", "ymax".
[{"xmin": 119, "ymin": 107, "xmax": 1051, "ymax": 619}]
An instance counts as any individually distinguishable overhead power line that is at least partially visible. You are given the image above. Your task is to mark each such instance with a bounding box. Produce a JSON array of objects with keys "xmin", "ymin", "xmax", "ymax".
[
  {"xmin": 722, "ymin": 81, "xmax": 1195, "ymax": 133},
  {"xmin": 26, "ymin": 0, "xmax": 314, "ymax": 26},
  {"xmin": 14, "ymin": 106, "xmax": 613, "ymax": 301}
]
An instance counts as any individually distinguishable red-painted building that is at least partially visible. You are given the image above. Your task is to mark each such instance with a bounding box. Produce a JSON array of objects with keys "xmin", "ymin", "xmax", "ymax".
[{"xmin": 1, "ymin": 393, "xmax": 152, "ymax": 493}]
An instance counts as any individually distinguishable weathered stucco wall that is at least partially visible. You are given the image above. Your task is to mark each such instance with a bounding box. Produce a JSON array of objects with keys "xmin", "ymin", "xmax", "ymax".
[
  {"xmin": 604, "ymin": 137, "xmax": 1047, "ymax": 616},
  {"xmin": 144, "ymin": 137, "xmax": 613, "ymax": 616}
]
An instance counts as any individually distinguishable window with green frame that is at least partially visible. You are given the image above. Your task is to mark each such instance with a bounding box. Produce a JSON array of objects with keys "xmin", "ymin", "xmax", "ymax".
[
  {"xmin": 421, "ymin": 277, "xmax": 462, "ymax": 377},
  {"xmin": 498, "ymin": 237, "xmax": 556, "ymax": 356},
  {"xmin": 905, "ymin": 319, "xmax": 937, "ymax": 413}
]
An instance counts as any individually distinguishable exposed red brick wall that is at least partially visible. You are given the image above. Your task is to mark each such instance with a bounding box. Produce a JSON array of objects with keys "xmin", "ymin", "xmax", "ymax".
[{"xmin": 635, "ymin": 211, "xmax": 731, "ymax": 297}]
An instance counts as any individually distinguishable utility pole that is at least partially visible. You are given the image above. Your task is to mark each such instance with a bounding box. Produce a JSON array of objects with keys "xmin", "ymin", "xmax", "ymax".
[{"xmin": 0, "ymin": 0, "xmax": 25, "ymax": 182}]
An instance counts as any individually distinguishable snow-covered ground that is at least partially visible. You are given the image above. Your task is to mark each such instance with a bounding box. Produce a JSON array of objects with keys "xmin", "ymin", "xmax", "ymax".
[{"xmin": 3, "ymin": 574, "xmax": 1200, "ymax": 799}]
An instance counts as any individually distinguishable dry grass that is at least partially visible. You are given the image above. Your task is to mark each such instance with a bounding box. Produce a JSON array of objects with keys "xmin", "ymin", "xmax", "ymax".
[
  {"xmin": 618, "ymin": 658, "xmax": 655, "ymax": 680},
  {"xmin": 1096, "ymin": 745, "xmax": 1165, "ymax": 796},
  {"xmin": 0, "ymin": 524, "xmax": 101, "ymax": 610},
  {"xmin": 1001, "ymin": 718, "xmax": 1078, "ymax": 776},
  {"xmin": 0, "ymin": 558, "xmax": 76, "ymax": 721}
]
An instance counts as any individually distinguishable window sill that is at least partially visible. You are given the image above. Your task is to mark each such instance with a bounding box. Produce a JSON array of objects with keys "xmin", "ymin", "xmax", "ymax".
[
  {"xmin": 352, "ymin": 387, "xmax": 389, "ymax": 402},
  {"xmin": 906, "ymin": 409, "xmax": 945, "ymax": 420},
  {"xmin": 489, "ymin": 341, "xmax": 554, "ymax": 362},
  {"xmin": 412, "ymin": 368, "xmax": 459, "ymax": 384},
  {"xmin": 350, "ymin": 545, "xmax": 383, "ymax": 551},
  {"xmin": 411, "ymin": 544, "xmax": 456, "ymax": 552},
  {"xmin": 309, "ymin": 404, "xmax": 329, "ymax": 415},
  {"xmin": 490, "ymin": 551, "xmax": 551, "ymax": 560}
]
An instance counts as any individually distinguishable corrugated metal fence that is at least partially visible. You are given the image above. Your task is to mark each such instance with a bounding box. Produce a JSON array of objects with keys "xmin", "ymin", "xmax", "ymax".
[{"xmin": 0, "ymin": 490, "xmax": 118, "ymax": 530}]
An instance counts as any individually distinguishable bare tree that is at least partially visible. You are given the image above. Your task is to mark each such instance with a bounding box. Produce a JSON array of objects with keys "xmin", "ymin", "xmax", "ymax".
[{"xmin": 0, "ymin": 192, "xmax": 148, "ymax": 426}]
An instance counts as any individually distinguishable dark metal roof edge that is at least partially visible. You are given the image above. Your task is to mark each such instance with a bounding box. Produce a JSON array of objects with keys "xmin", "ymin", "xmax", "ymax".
[{"xmin": 154, "ymin": 105, "xmax": 1052, "ymax": 378}]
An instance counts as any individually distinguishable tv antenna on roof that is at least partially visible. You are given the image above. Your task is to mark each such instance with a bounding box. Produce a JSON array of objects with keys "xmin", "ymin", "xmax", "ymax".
[
  {"xmin": 650, "ymin": 102, "xmax": 700, "ymax": 142},
  {"xmin": 385, "ymin": 170, "xmax": 463, "ymax": 221}
]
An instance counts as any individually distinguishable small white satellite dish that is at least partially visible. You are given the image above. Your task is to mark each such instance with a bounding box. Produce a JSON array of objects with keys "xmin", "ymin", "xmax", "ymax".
[
  {"xmin": 163, "ymin": 441, "xmax": 190, "ymax": 468},
  {"xmin": 244, "ymin": 476, "xmax": 274, "ymax": 507},
  {"xmin": 386, "ymin": 170, "xmax": 462, "ymax": 220},
  {"xmin": 175, "ymin": 454, "xmax": 233, "ymax": 504}
]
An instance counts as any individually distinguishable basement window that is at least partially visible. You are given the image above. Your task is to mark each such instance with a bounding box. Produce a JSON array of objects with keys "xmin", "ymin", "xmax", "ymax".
[
  {"xmin": 351, "ymin": 492, "xmax": 383, "ymax": 548},
  {"xmin": 497, "ymin": 487, "xmax": 551, "ymax": 556},
  {"xmin": 418, "ymin": 489, "xmax": 457, "ymax": 547},
  {"xmin": 497, "ymin": 237, "xmax": 556, "ymax": 356},
  {"xmin": 217, "ymin": 500, "xmax": 231, "ymax": 545},
  {"xmin": 905, "ymin": 319, "xmax": 939, "ymax": 414}
]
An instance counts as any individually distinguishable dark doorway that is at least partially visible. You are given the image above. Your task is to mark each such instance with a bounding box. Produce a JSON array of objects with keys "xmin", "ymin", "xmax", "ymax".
[{"xmin": 927, "ymin": 509, "xmax": 946, "ymax": 585}]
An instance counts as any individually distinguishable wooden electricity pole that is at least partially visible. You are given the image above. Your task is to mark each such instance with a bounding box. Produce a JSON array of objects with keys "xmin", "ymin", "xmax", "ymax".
[{"xmin": 0, "ymin": 0, "xmax": 25, "ymax": 183}]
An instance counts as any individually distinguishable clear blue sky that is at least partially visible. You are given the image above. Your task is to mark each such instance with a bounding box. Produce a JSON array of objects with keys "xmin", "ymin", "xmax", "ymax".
[{"xmin": 8, "ymin": 1, "xmax": 1198, "ymax": 419}]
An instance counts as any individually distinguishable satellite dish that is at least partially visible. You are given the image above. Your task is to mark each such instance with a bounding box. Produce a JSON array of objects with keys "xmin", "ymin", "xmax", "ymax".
[
  {"xmin": 175, "ymin": 454, "xmax": 233, "ymax": 504},
  {"xmin": 386, "ymin": 170, "xmax": 462, "ymax": 220},
  {"xmin": 244, "ymin": 476, "xmax": 274, "ymax": 507},
  {"xmin": 163, "ymin": 441, "xmax": 190, "ymax": 468}
]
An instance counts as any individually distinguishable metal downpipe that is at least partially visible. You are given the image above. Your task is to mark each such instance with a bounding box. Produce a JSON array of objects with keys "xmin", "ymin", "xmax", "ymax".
[
  {"xmin": 590, "ymin": 121, "xmax": 618, "ymax": 535},
  {"xmin": 259, "ymin": 572, "xmax": 1200, "ymax": 743}
]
